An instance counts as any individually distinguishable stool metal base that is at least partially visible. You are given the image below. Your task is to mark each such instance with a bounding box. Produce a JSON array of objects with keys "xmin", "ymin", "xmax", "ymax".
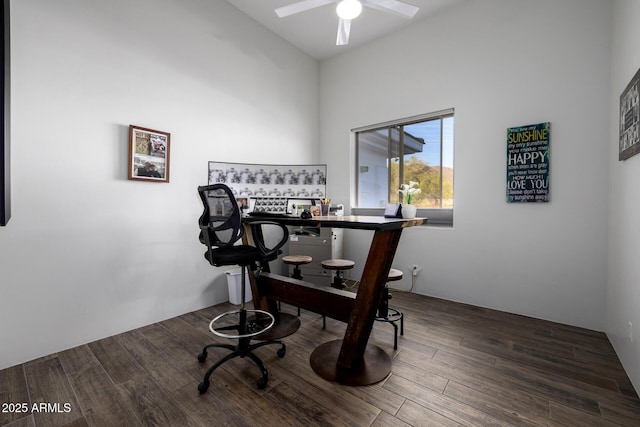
[
  {"xmin": 374, "ymin": 308, "xmax": 404, "ymax": 350},
  {"xmin": 331, "ymin": 271, "xmax": 347, "ymax": 289}
]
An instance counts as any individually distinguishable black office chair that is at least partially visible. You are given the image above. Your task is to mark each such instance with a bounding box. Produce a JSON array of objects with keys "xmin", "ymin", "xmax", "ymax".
[{"xmin": 196, "ymin": 184, "xmax": 289, "ymax": 393}]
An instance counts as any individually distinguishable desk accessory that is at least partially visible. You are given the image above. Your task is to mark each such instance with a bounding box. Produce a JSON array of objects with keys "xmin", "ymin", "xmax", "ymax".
[{"xmin": 384, "ymin": 203, "xmax": 402, "ymax": 218}]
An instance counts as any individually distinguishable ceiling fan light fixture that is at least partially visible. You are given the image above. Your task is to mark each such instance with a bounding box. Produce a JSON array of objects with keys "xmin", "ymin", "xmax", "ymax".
[{"xmin": 336, "ymin": 0, "xmax": 362, "ymax": 20}]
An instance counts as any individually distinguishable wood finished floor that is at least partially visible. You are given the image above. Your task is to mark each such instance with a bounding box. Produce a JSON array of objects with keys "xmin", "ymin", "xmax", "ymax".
[{"xmin": 1, "ymin": 291, "xmax": 640, "ymax": 427}]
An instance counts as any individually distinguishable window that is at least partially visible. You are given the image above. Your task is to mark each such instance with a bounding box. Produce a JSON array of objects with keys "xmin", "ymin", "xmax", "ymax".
[{"xmin": 354, "ymin": 109, "xmax": 454, "ymax": 225}]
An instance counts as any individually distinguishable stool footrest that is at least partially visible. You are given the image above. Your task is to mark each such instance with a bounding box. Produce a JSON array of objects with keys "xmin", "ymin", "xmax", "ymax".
[
  {"xmin": 374, "ymin": 307, "xmax": 404, "ymax": 350},
  {"xmin": 375, "ymin": 307, "xmax": 403, "ymax": 323}
]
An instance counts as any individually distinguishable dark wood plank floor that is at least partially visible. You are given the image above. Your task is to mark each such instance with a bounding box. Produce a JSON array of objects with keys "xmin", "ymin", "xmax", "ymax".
[{"xmin": 2, "ymin": 291, "xmax": 640, "ymax": 426}]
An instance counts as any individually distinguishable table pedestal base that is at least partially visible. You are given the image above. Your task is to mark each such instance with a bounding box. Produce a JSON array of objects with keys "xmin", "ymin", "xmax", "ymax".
[
  {"xmin": 309, "ymin": 339, "xmax": 391, "ymax": 386},
  {"xmin": 252, "ymin": 312, "xmax": 300, "ymax": 340}
]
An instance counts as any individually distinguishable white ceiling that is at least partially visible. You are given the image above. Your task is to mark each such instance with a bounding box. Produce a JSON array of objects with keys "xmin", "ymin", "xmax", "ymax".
[{"xmin": 225, "ymin": 0, "xmax": 469, "ymax": 60}]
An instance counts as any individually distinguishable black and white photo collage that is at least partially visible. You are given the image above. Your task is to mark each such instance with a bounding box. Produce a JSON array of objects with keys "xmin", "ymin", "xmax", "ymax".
[{"xmin": 208, "ymin": 162, "xmax": 327, "ymax": 212}]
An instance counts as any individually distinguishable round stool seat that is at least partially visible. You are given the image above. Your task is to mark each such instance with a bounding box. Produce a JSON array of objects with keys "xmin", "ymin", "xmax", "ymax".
[
  {"xmin": 321, "ymin": 259, "xmax": 355, "ymax": 270},
  {"xmin": 282, "ymin": 255, "xmax": 313, "ymax": 266},
  {"xmin": 387, "ymin": 268, "xmax": 403, "ymax": 281}
]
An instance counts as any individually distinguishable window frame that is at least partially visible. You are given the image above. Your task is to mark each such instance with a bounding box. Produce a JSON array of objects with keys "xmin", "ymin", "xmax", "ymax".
[{"xmin": 352, "ymin": 109, "xmax": 454, "ymax": 227}]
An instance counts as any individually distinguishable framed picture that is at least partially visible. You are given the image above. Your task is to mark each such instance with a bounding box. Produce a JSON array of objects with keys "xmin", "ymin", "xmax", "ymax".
[
  {"xmin": 506, "ymin": 122, "xmax": 550, "ymax": 203},
  {"xmin": 128, "ymin": 125, "xmax": 170, "ymax": 182},
  {"xmin": 620, "ymin": 68, "xmax": 640, "ymax": 161},
  {"xmin": 236, "ymin": 196, "xmax": 250, "ymax": 213},
  {"xmin": 207, "ymin": 161, "xmax": 326, "ymax": 197}
]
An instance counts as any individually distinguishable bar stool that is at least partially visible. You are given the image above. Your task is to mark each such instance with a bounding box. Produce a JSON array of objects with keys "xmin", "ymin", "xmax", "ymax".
[
  {"xmin": 375, "ymin": 268, "xmax": 404, "ymax": 350},
  {"xmin": 282, "ymin": 255, "xmax": 312, "ymax": 280},
  {"xmin": 321, "ymin": 258, "xmax": 355, "ymax": 290},
  {"xmin": 281, "ymin": 255, "xmax": 312, "ymax": 316},
  {"xmin": 320, "ymin": 258, "xmax": 355, "ymax": 329}
]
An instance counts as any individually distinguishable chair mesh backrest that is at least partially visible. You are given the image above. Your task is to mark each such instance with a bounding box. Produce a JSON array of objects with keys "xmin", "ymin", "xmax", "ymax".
[{"xmin": 198, "ymin": 184, "xmax": 242, "ymax": 249}]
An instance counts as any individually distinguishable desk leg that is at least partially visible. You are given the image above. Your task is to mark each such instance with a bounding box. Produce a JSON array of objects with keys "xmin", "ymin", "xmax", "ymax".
[
  {"xmin": 310, "ymin": 228, "xmax": 403, "ymax": 385},
  {"xmin": 242, "ymin": 223, "xmax": 300, "ymax": 339}
]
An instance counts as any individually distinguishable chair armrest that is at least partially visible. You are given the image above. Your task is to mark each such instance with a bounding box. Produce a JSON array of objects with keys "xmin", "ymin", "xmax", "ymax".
[{"xmin": 248, "ymin": 221, "xmax": 289, "ymax": 261}]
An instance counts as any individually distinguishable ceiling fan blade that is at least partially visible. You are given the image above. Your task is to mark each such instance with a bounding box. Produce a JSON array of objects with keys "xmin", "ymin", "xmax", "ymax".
[
  {"xmin": 362, "ymin": 0, "xmax": 419, "ymax": 19},
  {"xmin": 336, "ymin": 18, "xmax": 352, "ymax": 45},
  {"xmin": 275, "ymin": 0, "xmax": 336, "ymax": 18}
]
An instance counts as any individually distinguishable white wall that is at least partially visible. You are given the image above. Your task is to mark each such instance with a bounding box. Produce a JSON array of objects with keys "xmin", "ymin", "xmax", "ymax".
[
  {"xmin": 0, "ymin": 0, "xmax": 318, "ymax": 370},
  {"xmin": 607, "ymin": 0, "xmax": 640, "ymax": 396},
  {"xmin": 320, "ymin": 0, "xmax": 612, "ymax": 330}
]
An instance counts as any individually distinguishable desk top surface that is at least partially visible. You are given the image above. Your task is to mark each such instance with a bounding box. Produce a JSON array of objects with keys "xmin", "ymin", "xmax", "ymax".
[{"xmin": 243, "ymin": 214, "xmax": 426, "ymax": 231}]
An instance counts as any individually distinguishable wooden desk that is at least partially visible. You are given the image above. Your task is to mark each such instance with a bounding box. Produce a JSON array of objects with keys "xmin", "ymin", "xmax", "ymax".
[{"xmin": 243, "ymin": 215, "xmax": 425, "ymax": 386}]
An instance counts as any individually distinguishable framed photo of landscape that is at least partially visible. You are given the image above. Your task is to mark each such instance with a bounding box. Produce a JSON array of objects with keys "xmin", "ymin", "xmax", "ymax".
[{"xmin": 128, "ymin": 125, "xmax": 171, "ymax": 182}]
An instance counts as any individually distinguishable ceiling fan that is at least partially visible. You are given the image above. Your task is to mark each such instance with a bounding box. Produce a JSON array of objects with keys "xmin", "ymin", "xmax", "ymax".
[{"xmin": 275, "ymin": 0, "xmax": 419, "ymax": 46}]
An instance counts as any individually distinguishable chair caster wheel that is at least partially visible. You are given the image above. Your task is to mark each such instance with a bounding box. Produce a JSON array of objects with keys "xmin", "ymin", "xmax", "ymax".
[
  {"xmin": 197, "ymin": 352, "xmax": 207, "ymax": 363},
  {"xmin": 197, "ymin": 381, "xmax": 209, "ymax": 394},
  {"xmin": 257, "ymin": 376, "xmax": 268, "ymax": 389},
  {"xmin": 277, "ymin": 346, "xmax": 286, "ymax": 358}
]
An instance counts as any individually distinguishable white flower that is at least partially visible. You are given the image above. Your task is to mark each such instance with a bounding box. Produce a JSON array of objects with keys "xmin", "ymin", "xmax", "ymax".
[{"xmin": 399, "ymin": 181, "xmax": 421, "ymax": 204}]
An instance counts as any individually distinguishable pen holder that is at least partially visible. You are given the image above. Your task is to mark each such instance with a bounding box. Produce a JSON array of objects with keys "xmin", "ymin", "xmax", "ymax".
[{"xmin": 320, "ymin": 203, "xmax": 329, "ymax": 216}]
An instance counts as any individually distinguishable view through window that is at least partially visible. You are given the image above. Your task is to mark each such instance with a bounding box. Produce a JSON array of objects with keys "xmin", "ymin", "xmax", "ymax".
[{"xmin": 355, "ymin": 110, "xmax": 454, "ymax": 224}]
